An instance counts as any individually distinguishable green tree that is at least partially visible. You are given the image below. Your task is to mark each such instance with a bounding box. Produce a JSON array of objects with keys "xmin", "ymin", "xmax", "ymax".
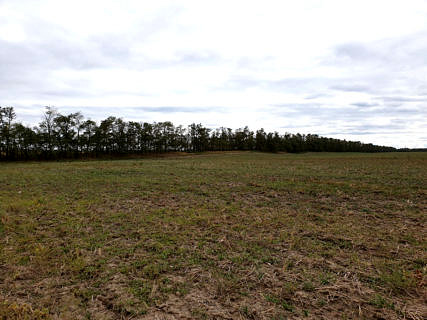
[
  {"xmin": 39, "ymin": 107, "xmax": 58, "ymax": 158},
  {"xmin": 1, "ymin": 107, "xmax": 16, "ymax": 159}
]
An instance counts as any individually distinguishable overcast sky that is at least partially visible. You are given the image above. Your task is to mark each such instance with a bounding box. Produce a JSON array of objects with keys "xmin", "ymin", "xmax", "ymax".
[{"xmin": 1, "ymin": 0, "xmax": 426, "ymax": 148}]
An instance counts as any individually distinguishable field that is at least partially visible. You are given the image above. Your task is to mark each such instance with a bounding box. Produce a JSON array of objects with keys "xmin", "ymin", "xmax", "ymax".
[{"xmin": 0, "ymin": 152, "xmax": 426, "ymax": 319}]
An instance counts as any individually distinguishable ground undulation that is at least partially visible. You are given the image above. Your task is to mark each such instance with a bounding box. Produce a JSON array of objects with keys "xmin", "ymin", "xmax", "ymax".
[{"xmin": 0, "ymin": 152, "xmax": 426, "ymax": 319}]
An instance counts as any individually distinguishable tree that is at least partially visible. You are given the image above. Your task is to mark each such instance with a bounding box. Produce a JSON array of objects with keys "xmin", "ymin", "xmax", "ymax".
[
  {"xmin": 81, "ymin": 119, "xmax": 97, "ymax": 154},
  {"xmin": 98, "ymin": 116, "xmax": 116, "ymax": 154},
  {"xmin": 127, "ymin": 121, "xmax": 141, "ymax": 153},
  {"xmin": 12, "ymin": 123, "xmax": 36, "ymax": 160},
  {"xmin": 0, "ymin": 107, "xmax": 398, "ymax": 160},
  {"xmin": 0, "ymin": 107, "xmax": 4, "ymax": 159},
  {"xmin": 1, "ymin": 107, "xmax": 16, "ymax": 159},
  {"xmin": 141, "ymin": 122, "xmax": 153, "ymax": 153},
  {"xmin": 54, "ymin": 113, "xmax": 76, "ymax": 156},
  {"xmin": 255, "ymin": 129, "xmax": 267, "ymax": 151},
  {"xmin": 188, "ymin": 123, "xmax": 210, "ymax": 152},
  {"xmin": 39, "ymin": 107, "xmax": 58, "ymax": 158},
  {"xmin": 72, "ymin": 112, "xmax": 84, "ymax": 154}
]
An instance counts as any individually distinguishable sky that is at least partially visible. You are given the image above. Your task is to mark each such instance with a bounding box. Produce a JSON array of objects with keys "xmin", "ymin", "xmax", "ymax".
[{"xmin": 0, "ymin": 0, "xmax": 426, "ymax": 148}]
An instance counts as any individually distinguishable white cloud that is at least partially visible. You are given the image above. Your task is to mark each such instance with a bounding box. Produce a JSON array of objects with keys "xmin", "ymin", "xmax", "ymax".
[{"xmin": 0, "ymin": 0, "xmax": 426, "ymax": 148}]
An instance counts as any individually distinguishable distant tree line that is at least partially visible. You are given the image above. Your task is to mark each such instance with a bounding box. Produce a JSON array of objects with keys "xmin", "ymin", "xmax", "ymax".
[{"xmin": 0, "ymin": 106, "xmax": 398, "ymax": 161}]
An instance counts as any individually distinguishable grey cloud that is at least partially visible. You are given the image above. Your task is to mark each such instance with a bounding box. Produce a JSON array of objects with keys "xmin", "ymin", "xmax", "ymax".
[
  {"xmin": 329, "ymin": 32, "xmax": 427, "ymax": 70},
  {"xmin": 0, "ymin": 7, "xmax": 191, "ymax": 100},
  {"xmin": 133, "ymin": 51, "xmax": 221, "ymax": 70},
  {"xmin": 351, "ymin": 102, "xmax": 379, "ymax": 108},
  {"xmin": 320, "ymin": 40, "xmax": 427, "ymax": 119},
  {"xmin": 319, "ymin": 121, "xmax": 420, "ymax": 136},
  {"xmin": 0, "ymin": 33, "xmax": 130, "ymax": 101},
  {"xmin": 415, "ymin": 85, "xmax": 427, "ymax": 96},
  {"xmin": 46, "ymin": 105, "xmax": 227, "ymax": 116},
  {"xmin": 378, "ymin": 96, "xmax": 426, "ymax": 103},
  {"xmin": 270, "ymin": 102, "xmax": 425, "ymax": 124},
  {"xmin": 305, "ymin": 93, "xmax": 331, "ymax": 100},
  {"xmin": 331, "ymin": 84, "xmax": 371, "ymax": 93},
  {"xmin": 343, "ymin": 123, "xmax": 406, "ymax": 131},
  {"xmin": 221, "ymin": 77, "xmax": 263, "ymax": 90},
  {"xmin": 54, "ymin": 106, "xmax": 225, "ymax": 114},
  {"xmin": 321, "ymin": 32, "xmax": 427, "ymax": 104},
  {"xmin": 0, "ymin": 19, "xmax": 124, "ymax": 71},
  {"xmin": 334, "ymin": 43, "xmax": 380, "ymax": 62},
  {"xmin": 0, "ymin": 39, "xmax": 218, "ymax": 102},
  {"xmin": 302, "ymin": 120, "xmax": 422, "ymax": 138},
  {"xmin": 225, "ymin": 74, "xmax": 401, "ymax": 98},
  {"xmin": 13, "ymin": 105, "xmax": 230, "ymax": 127},
  {"xmin": 131, "ymin": 106, "xmax": 227, "ymax": 113},
  {"xmin": 272, "ymin": 103, "xmax": 323, "ymax": 111},
  {"xmin": 322, "ymin": 131, "xmax": 412, "ymax": 136},
  {"xmin": 222, "ymin": 76, "xmax": 333, "ymax": 94},
  {"xmin": 172, "ymin": 51, "xmax": 220, "ymax": 65}
]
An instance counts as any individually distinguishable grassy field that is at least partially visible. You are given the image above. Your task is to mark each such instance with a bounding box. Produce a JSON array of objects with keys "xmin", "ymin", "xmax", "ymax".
[{"xmin": 0, "ymin": 152, "xmax": 426, "ymax": 319}]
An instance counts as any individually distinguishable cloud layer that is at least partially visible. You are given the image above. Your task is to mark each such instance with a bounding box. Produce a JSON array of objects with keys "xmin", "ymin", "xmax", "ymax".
[{"xmin": 1, "ymin": 0, "xmax": 426, "ymax": 148}]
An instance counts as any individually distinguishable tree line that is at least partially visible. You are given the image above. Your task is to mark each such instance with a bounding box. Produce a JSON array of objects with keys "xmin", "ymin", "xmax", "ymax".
[{"xmin": 0, "ymin": 106, "xmax": 397, "ymax": 161}]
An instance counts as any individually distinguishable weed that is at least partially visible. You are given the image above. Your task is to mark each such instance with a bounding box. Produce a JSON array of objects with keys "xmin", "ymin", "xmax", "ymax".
[
  {"xmin": 369, "ymin": 294, "xmax": 395, "ymax": 309},
  {"xmin": 378, "ymin": 268, "xmax": 416, "ymax": 294},
  {"xmin": 302, "ymin": 281, "xmax": 315, "ymax": 292},
  {"xmin": 265, "ymin": 295, "xmax": 294, "ymax": 312}
]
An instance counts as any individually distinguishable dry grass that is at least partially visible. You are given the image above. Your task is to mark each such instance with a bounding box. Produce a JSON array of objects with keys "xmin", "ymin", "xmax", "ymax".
[{"xmin": 0, "ymin": 152, "xmax": 426, "ymax": 319}]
